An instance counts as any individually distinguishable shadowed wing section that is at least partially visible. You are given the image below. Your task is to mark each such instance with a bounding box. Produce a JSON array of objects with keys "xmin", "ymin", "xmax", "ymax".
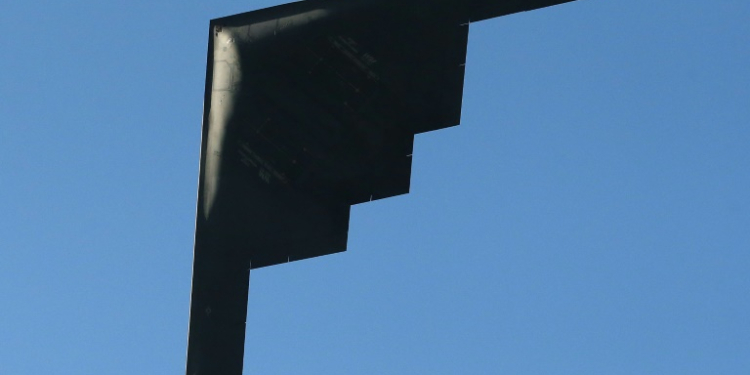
[
  {"xmin": 185, "ymin": 228, "xmax": 250, "ymax": 375},
  {"xmin": 186, "ymin": 3, "xmax": 468, "ymax": 372},
  {"xmin": 209, "ymin": 1, "xmax": 471, "ymax": 206},
  {"xmin": 186, "ymin": 0, "xmax": 582, "ymax": 374}
]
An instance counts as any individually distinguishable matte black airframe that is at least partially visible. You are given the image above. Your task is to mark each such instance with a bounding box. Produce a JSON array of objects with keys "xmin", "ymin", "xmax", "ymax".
[{"xmin": 187, "ymin": 1, "xmax": 579, "ymax": 374}]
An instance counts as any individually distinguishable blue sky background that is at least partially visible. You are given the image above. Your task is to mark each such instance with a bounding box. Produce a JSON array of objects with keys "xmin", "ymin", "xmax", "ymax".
[{"xmin": 2, "ymin": 1, "xmax": 749, "ymax": 374}]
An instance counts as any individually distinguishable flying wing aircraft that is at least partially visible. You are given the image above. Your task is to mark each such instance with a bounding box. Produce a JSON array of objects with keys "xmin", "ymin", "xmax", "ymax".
[{"xmin": 187, "ymin": 1, "xmax": 580, "ymax": 373}]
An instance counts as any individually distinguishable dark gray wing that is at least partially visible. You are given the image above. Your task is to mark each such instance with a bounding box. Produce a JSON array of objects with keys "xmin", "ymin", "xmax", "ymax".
[{"xmin": 186, "ymin": 0, "xmax": 581, "ymax": 374}]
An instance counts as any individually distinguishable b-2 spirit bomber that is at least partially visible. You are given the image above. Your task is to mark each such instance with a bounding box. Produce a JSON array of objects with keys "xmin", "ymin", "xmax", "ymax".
[{"xmin": 187, "ymin": 0, "xmax": 581, "ymax": 374}]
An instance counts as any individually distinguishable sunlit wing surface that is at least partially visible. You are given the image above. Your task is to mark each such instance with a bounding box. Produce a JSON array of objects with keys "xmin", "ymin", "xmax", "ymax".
[{"xmin": 186, "ymin": 0, "xmax": 579, "ymax": 374}]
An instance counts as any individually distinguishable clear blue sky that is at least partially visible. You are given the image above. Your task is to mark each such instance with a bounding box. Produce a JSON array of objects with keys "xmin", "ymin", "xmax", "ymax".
[{"xmin": 2, "ymin": 1, "xmax": 749, "ymax": 374}]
